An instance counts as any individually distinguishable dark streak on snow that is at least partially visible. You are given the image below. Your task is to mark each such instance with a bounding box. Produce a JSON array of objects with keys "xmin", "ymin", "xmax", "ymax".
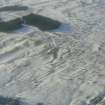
[
  {"xmin": 0, "ymin": 5, "xmax": 28, "ymax": 12},
  {"xmin": 0, "ymin": 96, "xmax": 48, "ymax": 105},
  {"xmin": 0, "ymin": 5, "xmax": 72, "ymax": 33},
  {"xmin": 23, "ymin": 13, "xmax": 61, "ymax": 31},
  {"xmin": 0, "ymin": 13, "xmax": 62, "ymax": 32},
  {"xmin": 0, "ymin": 18, "xmax": 23, "ymax": 32},
  {"xmin": 81, "ymin": 91, "xmax": 105, "ymax": 105},
  {"xmin": 0, "ymin": 96, "xmax": 20, "ymax": 105}
]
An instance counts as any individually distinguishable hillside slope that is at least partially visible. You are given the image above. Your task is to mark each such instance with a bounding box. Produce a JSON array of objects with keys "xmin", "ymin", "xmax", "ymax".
[{"xmin": 0, "ymin": 0, "xmax": 105, "ymax": 105}]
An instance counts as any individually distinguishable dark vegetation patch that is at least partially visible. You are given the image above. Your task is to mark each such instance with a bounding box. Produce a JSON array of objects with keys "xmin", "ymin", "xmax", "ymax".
[
  {"xmin": 0, "ymin": 5, "xmax": 28, "ymax": 12},
  {"xmin": 0, "ymin": 18, "xmax": 23, "ymax": 32},
  {"xmin": 0, "ymin": 96, "xmax": 20, "ymax": 105},
  {"xmin": 36, "ymin": 103, "xmax": 44, "ymax": 105},
  {"xmin": 23, "ymin": 14, "xmax": 61, "ymax": 31},
  {"xmin": 0, "ymin": 13, "xmax": 61, "ymax": 32},
  {"xmin": 0, "ymin": 96, "xmax": 47, "ymax": 105}
]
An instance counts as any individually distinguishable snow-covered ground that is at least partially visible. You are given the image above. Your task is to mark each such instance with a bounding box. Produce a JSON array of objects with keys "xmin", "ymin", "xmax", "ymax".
[{"xmin": 0, "ymin": 0, "xmax": 105, "ymax": 105}]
